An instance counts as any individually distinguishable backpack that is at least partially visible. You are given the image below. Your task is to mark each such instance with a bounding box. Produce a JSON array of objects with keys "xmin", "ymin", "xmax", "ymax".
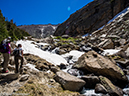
[
  {"xmin": 13, "ymin": 49, "xmax": 20, "ymax": 56},
  {"xmin": 0, "ymin": 41, "xmax": 9, "ymax": 53}
]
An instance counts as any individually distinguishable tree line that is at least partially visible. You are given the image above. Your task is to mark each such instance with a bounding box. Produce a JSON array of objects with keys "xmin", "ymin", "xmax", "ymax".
[{"xmin": 0, "ymin": 10, "xmax": 30, "ymax": 42}]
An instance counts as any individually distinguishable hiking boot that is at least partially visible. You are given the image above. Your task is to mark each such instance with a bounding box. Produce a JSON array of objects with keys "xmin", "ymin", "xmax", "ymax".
[
  {"xmin": 0, "ymin": 63, "xmax": 3, "ymax": 68},
  {"xmin": 2, "ymin": 70, "xmax": 9, "ymax": 73},
  {"xmin": 20, "ymin": 68, "xmax": 23, "ymax": 74}
]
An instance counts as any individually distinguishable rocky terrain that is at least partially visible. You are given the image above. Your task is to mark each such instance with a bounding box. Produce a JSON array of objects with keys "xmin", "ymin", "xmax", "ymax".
[
  {"xmin": 18, "ymin": 24, "xmax": 58, "ymax": 38},
  {"xmin": 1, "ymin": 0, "xmax": 129, "ymax": 96},
  {"xmin": 54, "ymin": 0, "xmax": 129, "ymax": 37}
]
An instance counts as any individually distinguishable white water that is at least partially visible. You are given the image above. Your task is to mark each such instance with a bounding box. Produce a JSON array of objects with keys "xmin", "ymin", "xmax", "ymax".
[
  {"xmin": 80, "ymin": 87, "xmax": 102, "ymax": 96},
  {"xmin": 61, "ymin": 50, "xmax": 85, "ymax": 63}
]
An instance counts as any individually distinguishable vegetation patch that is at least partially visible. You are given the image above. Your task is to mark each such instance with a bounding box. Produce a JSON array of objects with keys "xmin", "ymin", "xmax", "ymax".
[
  {"xmin": 54, "ymin": 36, "xmax": 81, "ymax": 45},
  {"xmin": 0, "ymin": 10, "xmax": 30, "ymax": 42},
  {"xmin": 15, "ymin": 77, "xmax": 80, "ymax": 96}
]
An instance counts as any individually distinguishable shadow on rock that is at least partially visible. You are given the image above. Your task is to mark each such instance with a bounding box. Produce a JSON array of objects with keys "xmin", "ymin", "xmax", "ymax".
[{"xmin": 0, "ymin": 73, "xmax": 19, "ymax": 84}]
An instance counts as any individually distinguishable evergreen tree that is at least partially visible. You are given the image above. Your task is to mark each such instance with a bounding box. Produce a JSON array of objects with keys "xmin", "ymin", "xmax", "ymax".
[
  {"xmin": 0, "ymin": 10, "xmax": 30, "ymax": 42},
  {"xmin": 0, "ymin": 10, "xmax": 8, "ymax": 42}
]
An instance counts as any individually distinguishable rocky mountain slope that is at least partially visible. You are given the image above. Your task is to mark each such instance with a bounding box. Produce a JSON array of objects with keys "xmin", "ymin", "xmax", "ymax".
[
  {"xmin": 1, "ymin": 1, "xmax": 129, "ymax": 96},
  {"xmin": 18, "ymin": 24, "xmax": 58, "ymax": 38},
  {"xmin": 87, "ymin": 6, "xmax": 129, "ymax": 50},
  {"xmin": 54, "ymin": 0, "xmax": 129, "ymax": 37}
]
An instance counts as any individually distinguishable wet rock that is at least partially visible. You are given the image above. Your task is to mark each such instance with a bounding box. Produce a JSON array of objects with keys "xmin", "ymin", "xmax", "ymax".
[
  {"xmin": 54, "ymin": 70, "xmax": 86, "ymax": 91},
  {"xmin": 58, "ymin": 49, "xmax": 67, "ymax": 55},
  {"xmin": 95, "ymin": 83, "xmax": 107, "ymax": 94},
  {"xmin": 51, "ymin": 47, "xmax": 60, "ymax": 54},
  {"xmin": 80, "ymin": 46, "xmax": 92, "ymax": 52},
  {"xmin": 41, "ymin": 45, "xmax": 50, "ymax": 51},
  {"xmin": 67, "ymin": 69, "xmax": 82, "ymax": 76},
  {"xmin": 58, "ymin": 63, "xmax": 67, "ymax": 69},
  {"xmin": 80, "ymin": 75, "xmax": 100, "ymax": 88},
  {"xmin": 116, "ymin": 60, "xmax": 129, "ymax": 68},
  {"xmin": 99, "ymin": 76, "xmax": 123, "ymax": 96},
  {"xmin": 123, "ymin": 88, "xmax": 129, "ymax": 96}
]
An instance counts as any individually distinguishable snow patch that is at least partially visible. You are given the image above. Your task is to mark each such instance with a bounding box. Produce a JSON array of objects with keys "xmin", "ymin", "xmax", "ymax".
[
  {"xmin": 52, "ymin": 26, "xmax": 57, "ymax": 30},
  {"xmin": 108, "ymin": 7, "xmax": 129, "ymax": 24},
  {"xmin": 24, "ymin": 63, "xmax": 39, "ymax": 72},
  {"xmin": 16, "ymin": 40, "xmax": 67, "ymax": 65},
  {"xmin": 102, "ymin": 49, "xmax": 120, "ymax": 55}
]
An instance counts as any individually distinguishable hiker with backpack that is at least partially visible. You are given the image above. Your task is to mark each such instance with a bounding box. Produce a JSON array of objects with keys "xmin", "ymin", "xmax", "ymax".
[
  {"xmin": 13, "ymin": 44, "xmax": 24, "ymax": 74},
  {"xmin": 0, "ymin": 37, "xmax": 12, "ymax": 73}
]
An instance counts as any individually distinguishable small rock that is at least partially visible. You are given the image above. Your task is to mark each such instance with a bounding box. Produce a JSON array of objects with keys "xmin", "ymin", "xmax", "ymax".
[{"xmin": 19, "ymin": 74, "xmax": 29, "ymax": 82}]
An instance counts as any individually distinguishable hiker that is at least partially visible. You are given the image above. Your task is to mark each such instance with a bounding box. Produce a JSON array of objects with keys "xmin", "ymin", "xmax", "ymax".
[
  {"xmin": 13, "ymin": 44, "xmax": 24, "ymax": 73},
  {"xmin": 1, "ymin": 37, "xmax": 12, "ymax": 73}
]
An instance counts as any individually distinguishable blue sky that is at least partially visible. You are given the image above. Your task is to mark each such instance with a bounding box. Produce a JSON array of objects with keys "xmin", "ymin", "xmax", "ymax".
[{"xmin": 0, "ymin": 0, "xmax": 93, "ymax": 26}]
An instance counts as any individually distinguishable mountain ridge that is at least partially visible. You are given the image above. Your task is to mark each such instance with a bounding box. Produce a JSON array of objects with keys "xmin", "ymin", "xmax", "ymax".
[
  {"xmin": 54, "ymin": 0, "xmax": 129, "ymax": 37},
  {"xmin": 18, "ymin": 24, "xmax": 59, "ymax": 38}
]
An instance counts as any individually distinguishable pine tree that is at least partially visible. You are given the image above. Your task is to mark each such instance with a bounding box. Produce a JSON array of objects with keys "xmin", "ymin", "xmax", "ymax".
[{"xmin": 0, "ymin": 10, "xmax": 8, "ymax": 42}]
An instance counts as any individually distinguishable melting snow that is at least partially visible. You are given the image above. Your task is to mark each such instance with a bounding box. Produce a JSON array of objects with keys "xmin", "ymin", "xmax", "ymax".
[
  {"xmin": 16, "ymin": 40, "xmax": 67, "ymax": 65},
  {"xmin": 102, "ymin": 49, "xmax": 120, "ymax": 55},
  {"xmin": 24, "ymin": 63, "xmax": 39, "ymax": 72},
  {"xmin": 108, "ymin": 7, "xmax": 129, "ymax": 24}
]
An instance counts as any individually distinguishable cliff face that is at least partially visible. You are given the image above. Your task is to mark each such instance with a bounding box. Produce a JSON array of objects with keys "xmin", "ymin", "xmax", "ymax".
[
  {"xmin": 54, "ymin": 0, "xmax": 129, "ymax": 37},
  {"xmin": 18, "ymin": 24, "xmax": 58, "ymax": 38}
]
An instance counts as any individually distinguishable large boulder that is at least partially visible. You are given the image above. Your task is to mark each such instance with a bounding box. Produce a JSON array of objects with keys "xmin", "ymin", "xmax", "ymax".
[
  {"xmin": 95, "ymin": 83, "xmax": 108, "ymax": 94},
  {"xmin": 54, "ymin": 70, "xmax": 86, "ymax": 91},
  {"xmin": 99, "ymin": 76, "xmax": 123, "ymax": 96},
  {"xmin": 0, "ymin": 73, "xmax": 19, "ymax": 81},
  {"xmin": 80, "ymin": 75, "xmax": 100, "ymax": 88},
  {"xmin": 73, "ymin": 51, "xmax": 127, "ymax": 82},
  {"xmin": 98, "ymin": 39, "xmax": 114, "ymax": 49},
  {"xmin": 116, "ymin": 43, "xmax": 129, "ymax": 58}
]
